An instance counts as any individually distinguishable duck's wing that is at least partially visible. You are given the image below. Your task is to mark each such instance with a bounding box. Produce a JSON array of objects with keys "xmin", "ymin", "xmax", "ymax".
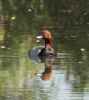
[{"xmin": 28, "ymin": 46, "xmax": 44, "ymax": 61}]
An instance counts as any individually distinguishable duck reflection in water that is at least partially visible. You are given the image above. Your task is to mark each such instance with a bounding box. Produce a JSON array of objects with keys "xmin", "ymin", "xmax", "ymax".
[
  {"xmin": 36, "ymin": 56, "xmax": 54, "ymax": 80},
  {"xmin": 41, "ymin": 57, "xmax": 54, "ymax": 80}
]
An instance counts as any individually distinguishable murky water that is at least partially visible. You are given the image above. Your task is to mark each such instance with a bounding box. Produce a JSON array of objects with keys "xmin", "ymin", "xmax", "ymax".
[
  {"xmin": 0, "ymin": 0, "xmax": 89, "ymax": 99},
  {"xmin": 0, "ymin": 35, "xmax": 89, "ymax": 100}
]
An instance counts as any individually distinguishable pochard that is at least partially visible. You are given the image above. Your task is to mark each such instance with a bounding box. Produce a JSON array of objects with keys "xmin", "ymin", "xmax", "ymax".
[
  {"xmin": 29, "ymin": 29, "xmax": 56, "ymax": 61},
  {"xmin": 36, "ymin": 29, "xmax": 56, "ymax": 57}
]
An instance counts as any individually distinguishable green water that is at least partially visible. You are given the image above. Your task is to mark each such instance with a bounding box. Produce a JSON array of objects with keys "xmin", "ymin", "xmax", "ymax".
[
  {"xmin": 0, "ymin": 0, "xmax": 89, "ymax": 100},
  {"xmin": 0, "ymin": 34, "xmax": 89, "ymax": 100}
]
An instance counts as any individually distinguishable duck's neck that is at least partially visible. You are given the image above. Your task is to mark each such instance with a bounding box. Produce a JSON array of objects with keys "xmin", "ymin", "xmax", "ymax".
[{"xmin": 45, "ymin": 39, "xmax": 52, "ymax": 50}]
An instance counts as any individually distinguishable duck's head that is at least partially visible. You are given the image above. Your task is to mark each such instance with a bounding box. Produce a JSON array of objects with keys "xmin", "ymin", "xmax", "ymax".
[
  {"xmin": 36, "ymin": 29, "xmax": 57, "ymax": 57},
  {"xmin": 36, "ymin": 29, "xmax": 52, "ymax": 52},
  {"xmin": 36, "ymin": 29, "xmax": 52, "ymax": 40}
]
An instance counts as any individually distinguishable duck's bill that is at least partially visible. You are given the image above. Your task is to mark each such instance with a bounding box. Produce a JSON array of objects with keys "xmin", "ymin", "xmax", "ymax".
[{"xmin": 36, "ymin": 35, "xmax": 43, "ymax": 39}]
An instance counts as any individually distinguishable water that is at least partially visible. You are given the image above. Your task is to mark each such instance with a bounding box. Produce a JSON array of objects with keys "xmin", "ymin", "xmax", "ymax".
[
  {"xmin": 0, "ymin": 37, "xmax": 89, "ymax": 100},
  {"xmin": 0, "ymin": 0, "xmax": 89, "ymax": 99}
]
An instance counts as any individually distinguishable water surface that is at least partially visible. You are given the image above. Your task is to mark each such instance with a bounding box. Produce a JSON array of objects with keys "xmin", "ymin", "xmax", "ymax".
[
  {"xmin": 0, "ymin": 36, "xmax": 89, "ymax": 100},
  {"xmin": 0, "ymin": 0, "xmax": 89, "ymax": 99}
]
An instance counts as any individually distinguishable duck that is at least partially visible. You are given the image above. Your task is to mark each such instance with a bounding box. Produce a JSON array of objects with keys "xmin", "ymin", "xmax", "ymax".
[
  {"xmin": 29, "ymin": 28, "xmax": 56, "ymax": 61},
  {"xmin": 36, "ymin": 28, "xmax": 57, "ymax": 57}
]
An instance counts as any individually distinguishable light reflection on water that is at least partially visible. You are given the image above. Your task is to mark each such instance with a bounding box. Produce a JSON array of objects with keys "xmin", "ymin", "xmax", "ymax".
[{"xmin": 0, "ymin": 45, "xmax": 89, "ymax": 100}]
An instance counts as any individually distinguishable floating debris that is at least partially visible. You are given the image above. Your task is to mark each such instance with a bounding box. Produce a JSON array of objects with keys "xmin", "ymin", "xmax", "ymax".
[
  {"xmin": 61, "ymin": 10, "xmax": 72, "ymax": 13},
  {"xmin": 80, "ymin": 48, "xmax": 85, "ymax": 52},
  {"xmin": 11, "ymin": 16, "xmax": 16, "ymax": 20},
  {"xmin": 78, "ymin": 61, "xmax": 83, "ymax": 64},
  {"xmin": 0, "ymin": 45, "xmax": 5, "ymax": 49},
  {"xmin": 28, "ymin": 9, "xmax": 32, "ymax": 12}
]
